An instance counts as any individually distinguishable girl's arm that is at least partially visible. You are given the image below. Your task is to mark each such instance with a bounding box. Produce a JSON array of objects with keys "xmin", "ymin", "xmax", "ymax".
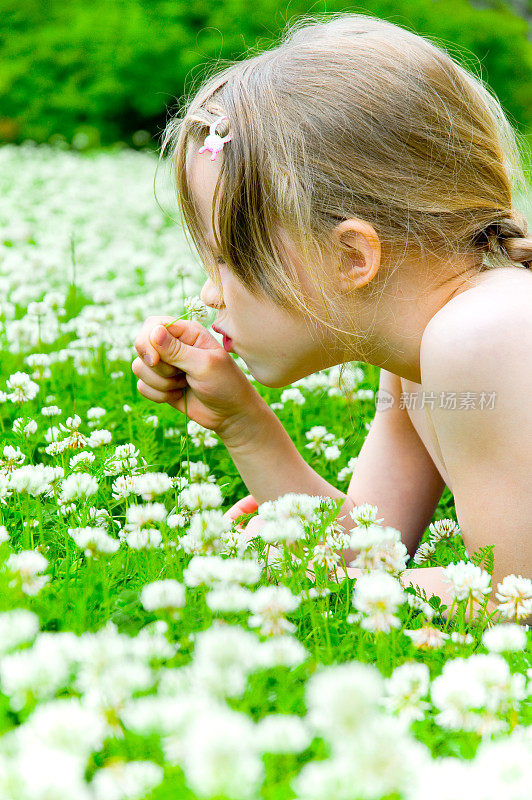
[
  {"xmin": 219, "ymin": 400, "xmax": 357, "ymax": 529},
  {"xmin": 222, "ymin": 367, "xmax": 446, "ymax": 551},
  {"xmin": 342, "ymin": 368, "xmax": 446, "ymax": 562}
]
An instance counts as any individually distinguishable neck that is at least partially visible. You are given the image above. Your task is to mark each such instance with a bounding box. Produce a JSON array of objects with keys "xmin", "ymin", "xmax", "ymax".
[{"xmin": 338, "ymin": 257, "xmax": 486, "ymax": 383}]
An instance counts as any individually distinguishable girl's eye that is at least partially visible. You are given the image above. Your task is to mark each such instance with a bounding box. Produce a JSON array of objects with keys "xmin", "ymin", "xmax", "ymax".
[{"xmin": 216, "ymin": 256, "xmax": 226, "ymax": 266}]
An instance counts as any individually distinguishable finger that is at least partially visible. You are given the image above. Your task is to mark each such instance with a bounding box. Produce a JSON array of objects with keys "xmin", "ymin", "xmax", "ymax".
[
  {"xmin": 132, "ymin": 358, "xmax": 188, "ymax": 392},
  {"xmin": 225, "ymin": 494, "xmax": 259, "ymax": 521},
  {"xmin": 148, "ymin": 325, "xmax": 214, "ymax": 374},
  {"xmin": 164, "ymin": 318, "xmax": 223, "ymax": 351},
  {"xmin": 135, "ymin": 315, "xmax": 195, "ymax": 372},
  {"xmin": 136, "ymin": 378, "xmax": 183, "ymax": 406}
]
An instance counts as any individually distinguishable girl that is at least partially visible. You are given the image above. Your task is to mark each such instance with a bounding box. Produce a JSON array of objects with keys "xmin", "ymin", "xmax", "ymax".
[{"xmin": 132, "ymin": 13, "xmax": 532, "ymax": 616}]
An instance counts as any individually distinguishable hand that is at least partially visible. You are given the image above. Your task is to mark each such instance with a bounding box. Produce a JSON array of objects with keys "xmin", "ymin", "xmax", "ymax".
[
  {"xmin": 223, "ymin": 494, "xmax": 264, "ymax": 536},
  {"xmin": 132, "ymin": 316, "xmax": 263, "ymax": 435},
  {"xmin": 223, "ymin": 494, "xmax": 319, "ymax": 582}
]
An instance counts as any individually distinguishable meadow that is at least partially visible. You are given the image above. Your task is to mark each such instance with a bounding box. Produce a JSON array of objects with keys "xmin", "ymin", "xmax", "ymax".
[{"xmin": 0, "ymin": 142, "xmax": 530, "ymax": 800}]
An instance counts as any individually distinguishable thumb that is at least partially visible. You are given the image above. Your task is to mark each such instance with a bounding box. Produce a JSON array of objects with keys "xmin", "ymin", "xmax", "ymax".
[{"xmin": 149, "ymin": 324, "xmax": 204, "ymax": 373}]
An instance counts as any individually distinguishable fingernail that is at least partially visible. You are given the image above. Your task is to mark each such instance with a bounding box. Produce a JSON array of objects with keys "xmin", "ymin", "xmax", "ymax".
[
  {"xmin": 143, "ymin": 354, "xmax": 154, "ymax": 367},
  {"xmin": 152, "ymin": 326, "xmax": 169, "ymax": 346}
]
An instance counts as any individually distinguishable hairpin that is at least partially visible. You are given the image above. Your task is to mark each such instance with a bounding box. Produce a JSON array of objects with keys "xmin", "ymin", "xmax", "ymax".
[{"xmin": 198, "ymin": 115, "xmax": 233, "ymax": 161}]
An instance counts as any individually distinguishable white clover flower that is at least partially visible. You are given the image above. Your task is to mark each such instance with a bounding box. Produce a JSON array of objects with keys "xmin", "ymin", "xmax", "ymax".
[
  {"xmin": 431, "ymin": 654, "xmax": 526, "ymax": 733},
  {"xmin": 124, "ymin": 528, "xmax": 162, "ymax": 550},
  {"xmin": 59, "ymin": 414, "xmax": 82, "ymax": 432},
  {"xmin": 192, "ymin": 622, "xmax": 262, "ymax": 698},
  {"xmin": 0, "ymin": 524, "xmax": 9, "ymax": 543},
  {"xmin": 382, "ymin": 662, "xmax": 431, "ymax": 723},
  {"xmin": 280, "ymin": 387, "xmax": 305, "ymax": 405},
  {"xmin": 310, "ymin": 541, "xmax": 341, "ymax": 570},
  {"xmin": 0, "ymin": 634, "xmax": 76, "ymax": 710},
  {"xmin": 91, "ymin": 760, "xmax": 164, "ymax": 800},
  {"xmin": 324, "ymin": 444, "xmax": 341, "ymax": 461},
  {"xmin": 87, "ymin": 507, "xmax": 112, "ymax": 528},
  {"xmin": 183, "ymin": 554, "xmax": 262, "ymax": 588},
  {"xmin": 44, "ymin": 425, "xmax": 61, "ymax": 443},
  {"xmin": 140, "ymin": 580, "xmax": 185, "ymax": 612},
  {"xmin": 69, "ymin": 451, "xmax": 95, "ymax": 469},
  {"xmin": 260, "ymin": 517, "xmax": 306, "ymax": 545},
  {"xmin": 349, "ymin": 503, "xmax": 384, "ymax": 528},
  {"xmin": 112, "ymin": 474, "xmax": 137, "ymax": 501},
  {"xmin": 184, "ymin": 295, "xmax": 210, "ymax": 321},
  {"xmin": 105, "ymin": 442, "xmax": 139, "ymax": 475},
  {"xmin": 60, "ymin": 472, "xmax": 98, "ymax": 502},
  {"xmin": 181, "ymin": 707, "xmax": 264, "ymax": 800},
  {"xmin": 0, "ymin": 609, "xmax": 40, "ymax": 655},
  {"xmin": 41, "ymin": 405, "xmax": 62, "ymax": 416},
  {"xmin": 86, "ymin": 406, "xmax": 107, "ymax": 419},
  {"xmin": 6, "ymin": 550, "xmax": 48, "ymax": 579},
  {"xmin": 179, "ymin": 482, "xmax": 222, "ymax": 510},
  {"xmin": 257, "ymin": 493, "xmax": 323, "ymax": 526},
  {"xmin": 23, "ymin": 697, "xmax": 108, "ymax": 757},
  {"xmin": 6, "ymin": 550, "xmax": 50, "ymax": 595},
  {"xmin": 87, "ymin": 429, "xmax": 113, "ymax": 447},
  {"xmin": 181, "ymin": 460, "xmax": 216, "ymax": 483},
  {"xmin": 412, "ymin": 540, "xmax": 436, "ymax": 565},
  {"xmin": 12, "ymin": 418, "xmax": 38, "ymax": 436},
  {"xmin": 0, "ymin": 444, "xmax": 26, "ymax": 475},
  {"xmin": 306, "ymin": 661, "xmax": 383, "ymax": 745},
  {"xmin": 470, "ymin": 729, "xmax": 532, "ymax": 797},
  {"xmin": 294, "ymin": 717, "xmax": 429, "ymax": 800},
  {"xmin": 427, "ymin": 518, "xmax": 461, "ymax": 543},
  {"xmin": 10, "ymin": 464, "xmax": 63, "ymax": 497},
  {"xmin": 206, "ymin": 584, "xmax": 254, "ymax": 613},
  {"xmin": 257, "ymin": 635, "xmax": 307, "ymax": 668},
  {"xmin": 338, "ymin": 456, "xmax": 358, "ymax": 482},
  {"xmin": 404, "ymin": 625, "xmax": 449, "ymax": 650},
  {"xmin": 166, "ymin": 511, "xmax": 187, "ymax": 529},
  {"xmin": 125, "ymin": 502, "xmax": 166, "ymax": 528},
  {"xmin": 68, "ymin": 527, "xmax": 120, "ymax": 557},
  {"xmin": 442, "ymin": 561, "xmax": 491, "ymax": 603},
  {"xmin": 132, "ymin": 472, "xmax": 173, "ymax": 500},
  {"xmin": 304, "ymin": 425, "xmax": 334, "ymax": 453},
  {"xmin": 349, "ymin": 525, "xmax": 408, "ymax": 576},
  {"xmin": 482, "ymin": 622, "xmax": 527, "ymax": 653},
  {"xmin": 254, "ymin": 714, "xmax": 311, "ymax": 754},
  {"xmin": 495, "ymin": 574, "xmax": 532, "ymax": 621},
  {"xmin": 352, "ymin": 572, "xmax": 405, "ymax": 632},
  {"xmin": 187, "ymin": 420, "xmax": 218, "ymax": 447},
  {"xmin": 248, "ymin": 585, "xmax": 300, "ymax": 636},
  {"xmin": 6, "ymin": 371, "xmax": 39, "ymax": 402},
  {"xmin": 303, "ymin": 426, "xmax": 344, "ymax": 458}
]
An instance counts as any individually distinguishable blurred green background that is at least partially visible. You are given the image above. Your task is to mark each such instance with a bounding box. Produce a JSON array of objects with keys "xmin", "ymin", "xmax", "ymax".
[{"xmin": 0, "ymin": 0, "xmax": 531, "ymax": 150}]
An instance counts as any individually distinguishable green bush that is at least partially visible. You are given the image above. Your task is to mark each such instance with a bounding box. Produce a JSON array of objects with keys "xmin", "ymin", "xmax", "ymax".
[{"xmin": 0, "ymin": 0, "xmax": 530, "ymax": 146}]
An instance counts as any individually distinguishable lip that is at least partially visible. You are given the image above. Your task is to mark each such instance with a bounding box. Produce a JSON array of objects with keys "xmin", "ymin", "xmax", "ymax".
[
  {"xmin": 222, "ymin": 334, "xmax": 233, "ymax": 352},
  {"xmin": 212, "ymin": 323, "xmax": 234, "ymax": 353}
]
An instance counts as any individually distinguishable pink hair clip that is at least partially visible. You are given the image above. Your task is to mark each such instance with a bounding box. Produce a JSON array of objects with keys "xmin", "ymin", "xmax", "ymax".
[{"xmin": 198, "ymin": 115, "xmax": 233, "ymax": 161}]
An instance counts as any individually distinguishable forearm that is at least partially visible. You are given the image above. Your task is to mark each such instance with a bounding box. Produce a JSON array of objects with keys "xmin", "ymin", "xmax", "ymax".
[{"xmin": 219, "ymin": 400, "xmax": 356, "ymax": 526}]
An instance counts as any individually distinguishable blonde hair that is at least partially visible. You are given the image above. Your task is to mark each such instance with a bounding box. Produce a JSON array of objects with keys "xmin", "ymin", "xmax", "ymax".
[{"xmin": 160, "ymin": 12, "xmax": 532, "ymax": 360}]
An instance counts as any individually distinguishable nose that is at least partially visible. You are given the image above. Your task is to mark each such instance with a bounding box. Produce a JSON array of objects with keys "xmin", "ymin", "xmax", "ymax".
[{"xmin": 200, "ymin": 276, "xmax": 224, "ymax": 309}]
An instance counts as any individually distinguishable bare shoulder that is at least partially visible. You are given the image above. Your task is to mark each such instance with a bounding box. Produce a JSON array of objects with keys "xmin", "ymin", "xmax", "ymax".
[
  {"xmin": 418, "ymin": 270, "xmax": 532, "ymax": 586},
  {"xmin": 420, "ymin": 269, "xmax": 532, "ymax": 383}
]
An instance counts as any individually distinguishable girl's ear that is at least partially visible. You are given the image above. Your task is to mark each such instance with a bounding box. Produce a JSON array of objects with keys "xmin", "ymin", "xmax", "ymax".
[{"xmin": 333, "ymin": 219, "xmax": 381, "ymax": 292}]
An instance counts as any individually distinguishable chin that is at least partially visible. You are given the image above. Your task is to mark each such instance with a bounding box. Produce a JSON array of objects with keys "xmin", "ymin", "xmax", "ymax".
[{"xmin": 246, "ymin": 360, "xmax": 308, "ymax": 389}]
